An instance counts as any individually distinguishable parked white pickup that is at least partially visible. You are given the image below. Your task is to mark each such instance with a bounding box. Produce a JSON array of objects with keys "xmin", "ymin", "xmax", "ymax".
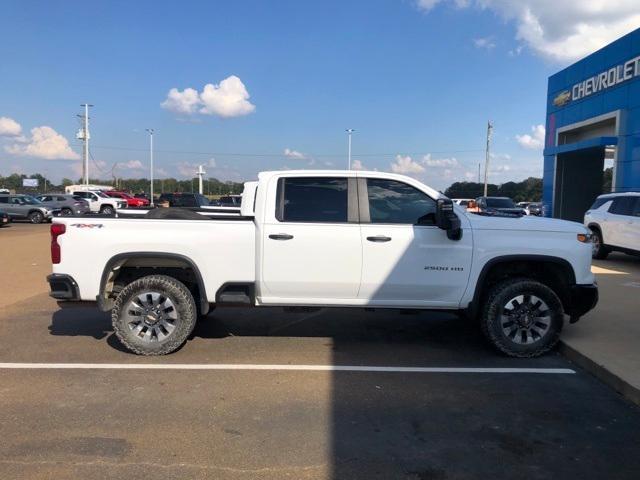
[{"xmin": 48, "ymin": 170, "xmax": 598, "ymax": 357}]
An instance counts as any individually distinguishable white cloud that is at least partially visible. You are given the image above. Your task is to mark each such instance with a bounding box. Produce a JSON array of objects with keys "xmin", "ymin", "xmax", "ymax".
[
  {"xmin": 516, "ymin": 124, "xmax": 545, "ymax": 150},
  {"xmin": 423, "ymin": 154, "xmax": 459, "ymax": 168},
  {"xmin": 123, "ymin": 160, "xmax": 144, "ymax": 170},
  {"xmin": 416, "ymin": 0, "xmax": 640, "ymax": 62},
  {"xmin": 160, "ymin": 87, "xmax": 200, "ymax": 115},
  {"xmin": 390, "ymin": 155, "xmax": 425, "ymax": 174},
  {"xmin": 351, "ymin": 159, "xmax": 365, "ymax": 170},
  {"xmin": 5, "ymin": 126, "xmax": 79, "ymax": 160},
  {"xmin": 174, "ymin": 158, "xmax": 217, "ymax": 178},
  {"xmin": 176, "ymin": 161, "xmax": 198, "ymax": 178},
  {"xmin": 492, "ymin": 164, "xmax": 511, "ymax": 173},
  {"xmin": 284, "ymin": 148, "xmax": 307, "ymax": 160},
  {"xmin": 416, "ymin": 0, "xmax": 442, "ymax": 11},
  {"xmin": 161, "ymin": 75, "xmax": 255, "ymax": 118},
  {"xmin": 0, "ymin": 117, "xmax": 22, "ymax": 137},
  {"xmin": 199, "ymin": 76, "xmax": 255, "ymax": 117},
  {"xmin": 473, "ymin": 36, "xmax": 496, "ymax": 49}
]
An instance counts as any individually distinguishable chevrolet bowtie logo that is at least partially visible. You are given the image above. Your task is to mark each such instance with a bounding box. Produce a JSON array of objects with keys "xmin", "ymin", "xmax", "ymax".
[{"xmin": 553, "ymin": 90, "xmax": 571, "ymax": 107}]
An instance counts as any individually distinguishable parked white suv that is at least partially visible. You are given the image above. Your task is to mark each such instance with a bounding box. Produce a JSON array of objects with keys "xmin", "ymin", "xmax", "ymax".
[{"xmin": 584, "ymin": 192, "xmax": 640, "ymax": 259}]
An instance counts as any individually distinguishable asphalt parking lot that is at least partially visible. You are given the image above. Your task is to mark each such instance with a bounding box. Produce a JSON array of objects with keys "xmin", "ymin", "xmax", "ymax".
[{"xmin": 2, "ymin": 223, "xmax": 640, "ymax": 479}]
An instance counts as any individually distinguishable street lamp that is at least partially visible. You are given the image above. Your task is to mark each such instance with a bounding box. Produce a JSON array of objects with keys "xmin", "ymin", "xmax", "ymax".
[
  {"xmin": 346, "ymin": 128, "xmax": 355, "ymax": 169},
  {"xmin": 145, "ymin": 128, "xmax": 155, "ymax": 207}
]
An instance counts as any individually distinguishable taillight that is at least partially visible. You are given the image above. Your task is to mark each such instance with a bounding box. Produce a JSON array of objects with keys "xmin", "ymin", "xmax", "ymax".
[{"xmin": 51, "ymin": 223, "xmax": 66, "ymax": 264}]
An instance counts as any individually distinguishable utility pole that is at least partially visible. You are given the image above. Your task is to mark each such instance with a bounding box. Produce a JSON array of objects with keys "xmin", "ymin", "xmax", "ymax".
[
  {"xmin": 483, "ymin": 121, "xmax": 493, "ymax": 196},
  {"xmin": 346, "ymin": 128, "xmax": 355, "ymax": 169},
  {"xmin": 146, "ymin": 129, "xmax": 155, "ymax": 207},
  {"xmin": 77, "ymin": 104, "xmax": 93, "ymax": 185},
  {"xmin": 197, "ymin": 165, "xmax": 206, "ymax": 194}
]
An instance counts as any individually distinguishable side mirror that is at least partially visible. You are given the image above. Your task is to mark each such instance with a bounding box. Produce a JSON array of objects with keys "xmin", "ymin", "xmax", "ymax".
[{"xmin": 435, "ymin": 198, "xmax": 462, "ymax": 241}]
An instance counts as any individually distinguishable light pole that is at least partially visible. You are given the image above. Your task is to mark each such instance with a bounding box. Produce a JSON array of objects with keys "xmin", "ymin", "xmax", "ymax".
[
  {"xmin": 146, "ymin": 129, "xmax": 155, "ymax": 207},
  {"xmin": 346, "ymin": 128, "xmax": 355, "ymax": 169},
  {"xmin": 483, "ymin": 121, "xmax": 493, "ymax": 197}
]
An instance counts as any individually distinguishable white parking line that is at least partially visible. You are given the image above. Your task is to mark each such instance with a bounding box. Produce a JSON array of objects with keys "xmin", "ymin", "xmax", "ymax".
[{"xmin": 0, "ymin": 363, "xmax": 575, "ymax": 374}]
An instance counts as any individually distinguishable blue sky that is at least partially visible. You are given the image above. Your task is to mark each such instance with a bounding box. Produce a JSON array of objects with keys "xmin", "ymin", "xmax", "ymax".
[{"xmin": 1, "ymin": 0, "xmax": 638, "ymax": 189}]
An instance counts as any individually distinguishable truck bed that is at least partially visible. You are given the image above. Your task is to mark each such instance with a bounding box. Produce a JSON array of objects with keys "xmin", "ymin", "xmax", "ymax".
[{"xmin": 52, "ymin": 216, "xmax": 256, "ymax": 303}]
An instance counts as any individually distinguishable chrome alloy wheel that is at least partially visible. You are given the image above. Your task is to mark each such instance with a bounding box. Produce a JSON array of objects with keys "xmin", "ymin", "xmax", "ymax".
[
  {"xmin": 123, "ymin": 292, "xmax": 178, "ymax": 343},
  {"xmin": 500, "ymin": 294, "xmax": 551, "ymax": 345}
]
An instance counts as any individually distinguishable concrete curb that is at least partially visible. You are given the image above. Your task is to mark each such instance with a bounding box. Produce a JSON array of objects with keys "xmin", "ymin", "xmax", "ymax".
[{"xmin": 560, "ymin": 341, "xmax": 640, "ymax": 407}]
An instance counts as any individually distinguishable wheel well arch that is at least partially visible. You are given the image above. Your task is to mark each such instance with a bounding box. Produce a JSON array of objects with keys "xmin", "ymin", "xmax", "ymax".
[
  {"xmin": 98, "ymin": 252, "xmax": 209, "ymax": 315},
  {"xmin": 468, "ymin": 255, "xmax": 576, "ymax": 318},
  {"xmin": 587, "ymin": 223, "xmax": 602, "ymax": 234},
  {"xmin": 28, "ymin": 209, "xmax": 43, "ymax": 216}
]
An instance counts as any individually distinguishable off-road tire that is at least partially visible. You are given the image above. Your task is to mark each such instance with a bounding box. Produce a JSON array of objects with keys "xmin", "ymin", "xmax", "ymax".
[
  {"xmin": 101, "ymin": 205, "xmax": 115, "ymax": 215},
  {"xmin": 28, "ymin": 211, "xmax": 44, "ymax": 224},
  {"xmin": 112, "ymin": 275, "xmax": 197, "ymax": 355},
  {"xmin": 590, "ymin": 227, "xmax": 610, "ymax": 260},
  {"xmin": 480, "ymin": 278, "xmax": 564, "ymax": 358}
]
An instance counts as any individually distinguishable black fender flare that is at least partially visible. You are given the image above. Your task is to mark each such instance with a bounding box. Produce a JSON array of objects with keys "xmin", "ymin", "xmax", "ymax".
[
  {"xmin": 466, "ymin": 254, "xmax": 576, "ymax": 318},
  {"xmin": 98, "ymin": 252, "xmax": 209, "ymax": 315}
]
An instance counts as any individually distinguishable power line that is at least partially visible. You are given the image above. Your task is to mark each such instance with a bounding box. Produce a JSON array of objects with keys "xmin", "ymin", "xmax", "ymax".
[{"xmin": 77, "ymin": 143, "xmax": 485, "ymax": 158}]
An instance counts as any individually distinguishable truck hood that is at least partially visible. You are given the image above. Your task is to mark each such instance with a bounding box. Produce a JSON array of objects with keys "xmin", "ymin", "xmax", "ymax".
[{"xmin": 464, "ymin": 211, "xmax": 587, "ymax": 234}]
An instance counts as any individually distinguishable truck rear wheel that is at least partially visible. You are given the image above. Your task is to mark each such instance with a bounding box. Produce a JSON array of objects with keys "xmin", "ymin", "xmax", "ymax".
[
  {"xmin": 480, "ymin": 278, "xmax": 563, "ymax": 358},
  {"xmin": 112, "ymin": 274, "xmax": 197, "ymax": 355}
]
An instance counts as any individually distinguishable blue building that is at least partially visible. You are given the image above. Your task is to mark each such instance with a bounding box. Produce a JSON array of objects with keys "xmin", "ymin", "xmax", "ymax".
[{"xmin": 544, "ymin": 28, "xmax": 640, "ymax": 221}]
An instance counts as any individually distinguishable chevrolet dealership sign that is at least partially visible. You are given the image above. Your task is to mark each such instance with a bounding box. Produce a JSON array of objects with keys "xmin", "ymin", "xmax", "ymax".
[{"xmin": 553, "ymin": 54, "xmax": 640, "ymax": 107}]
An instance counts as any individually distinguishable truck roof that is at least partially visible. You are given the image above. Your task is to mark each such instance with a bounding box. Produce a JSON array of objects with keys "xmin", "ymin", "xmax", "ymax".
[{"xmin": 257, "ymin": 170, "xmax": 444, "ymax": 200}]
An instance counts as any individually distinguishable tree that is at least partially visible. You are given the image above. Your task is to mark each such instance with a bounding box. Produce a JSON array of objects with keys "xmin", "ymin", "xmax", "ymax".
[{"xmin": 444, "ymin": 177, "xmax": 543, "ymax": 202}]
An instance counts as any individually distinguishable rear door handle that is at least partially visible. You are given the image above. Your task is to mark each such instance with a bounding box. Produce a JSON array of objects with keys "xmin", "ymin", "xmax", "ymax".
[
  {"xmin": 366, "ymin": 235, "xmax": 391, "ymax": 242},
  {"xmin": 269, "ymin": 233, "xmax": 294, "ymax": 240}
]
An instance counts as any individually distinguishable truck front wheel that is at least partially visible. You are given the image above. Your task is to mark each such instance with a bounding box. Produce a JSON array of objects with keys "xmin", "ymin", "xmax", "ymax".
[
  {"xmin": 112, "ymin": 275, "xmax": 197, "ymax": 355},
  {"xmin": 480, "ymin": 278, "xmax": 563, "ymax": 358}
]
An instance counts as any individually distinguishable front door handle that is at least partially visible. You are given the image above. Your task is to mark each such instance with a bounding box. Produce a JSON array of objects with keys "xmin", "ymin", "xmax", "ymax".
[
  {"xmin": 269, "ymin": 233, "xmax": 294, "ymax": 240},
  {"xmin": 367, "ymin": 235, "xmax": 391, "ymax": 242}
]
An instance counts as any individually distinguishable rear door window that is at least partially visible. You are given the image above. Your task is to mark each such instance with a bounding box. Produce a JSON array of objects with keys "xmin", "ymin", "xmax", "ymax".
[
  {"xmin": 590, "ymin": 197, "xmax": 611, "ymax": 210},
  {"xmin": 609, "ymin": 197, "xmax": 636, "ymax": 216},
  {"xmin": 277, "ymin": 177, "xmax": 348, "ymax": 223}
]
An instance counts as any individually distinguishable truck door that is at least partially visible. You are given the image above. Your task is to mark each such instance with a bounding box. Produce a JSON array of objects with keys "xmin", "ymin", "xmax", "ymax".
[
  {"xmin": 260, "ymin": 175, "xmax": 362, "ymax": 302},
  {"xmin": 357, "ymin": 177, "xmax": 473, "ymax": 307}
]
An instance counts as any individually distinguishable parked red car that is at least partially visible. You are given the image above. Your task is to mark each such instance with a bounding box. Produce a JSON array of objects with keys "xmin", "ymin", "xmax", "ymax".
[{"xmin": 105, "ymin": 191, "xmax": 150, "ymax": 207}]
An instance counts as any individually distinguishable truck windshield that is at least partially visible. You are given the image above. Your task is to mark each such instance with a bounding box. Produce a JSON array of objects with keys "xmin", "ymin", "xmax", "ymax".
[{"xmin": 486, "ymin": 198, "xmax": 515, "ymax": 208}]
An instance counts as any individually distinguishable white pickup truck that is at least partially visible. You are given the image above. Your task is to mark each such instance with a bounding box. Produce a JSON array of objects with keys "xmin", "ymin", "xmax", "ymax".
[{"xmin": 47, "ymin": 170, "xmax": 598, "ymax": 357}]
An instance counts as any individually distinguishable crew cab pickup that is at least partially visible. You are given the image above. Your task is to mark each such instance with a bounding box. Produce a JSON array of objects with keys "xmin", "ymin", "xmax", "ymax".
[{"xmin": 47, "ymin": 170, "xmax": 598, "ymax": 357}]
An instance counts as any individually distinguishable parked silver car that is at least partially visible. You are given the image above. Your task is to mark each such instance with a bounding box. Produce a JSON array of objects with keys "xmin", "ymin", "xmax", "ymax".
[
  {"xmin": 0, "ymin": 194, "xmax": 52, "ymax": 223},
  {"xmin": 35, "ymin": 193, "xmax": 90, "ymax": 216}
]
